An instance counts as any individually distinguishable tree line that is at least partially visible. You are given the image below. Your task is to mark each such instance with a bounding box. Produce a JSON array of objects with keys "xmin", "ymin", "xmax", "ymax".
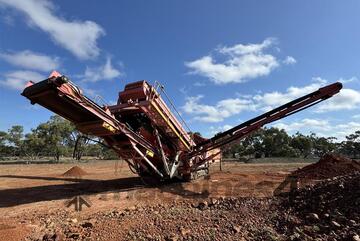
[
  {"xmin": 0, "ymin": 115, "xmax": 117, "ymax": 161},
  {"xmin": 0, "ymin": 115, "xmax": 359, "ymax": 161},
  {"xmin": 221, "ymin": 127, "xmax": 360, "ymax": 160}
]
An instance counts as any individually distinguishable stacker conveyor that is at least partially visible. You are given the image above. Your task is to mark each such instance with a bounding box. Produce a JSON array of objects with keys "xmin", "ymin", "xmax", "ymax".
[{"xmin": 22, "ymin": 71, "xmax": 342, "ymax": 181}]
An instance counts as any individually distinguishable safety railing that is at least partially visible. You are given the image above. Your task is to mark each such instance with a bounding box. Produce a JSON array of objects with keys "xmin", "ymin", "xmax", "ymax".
[{"xmin": 152, "ymin": 81, "xmax": 194, "ymax": 147}]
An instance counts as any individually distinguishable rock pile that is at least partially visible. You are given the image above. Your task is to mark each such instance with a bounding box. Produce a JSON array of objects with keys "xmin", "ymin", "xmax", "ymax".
[
  {"xmin": 27, "ymin": 197, "xmax": 283, "ymax": 241},
  {"xmin": 112, "ymin": 197, "xmax": 281, "ymax": 241},
  {"xmin": 293, "ymin": 153, "xmax": 360, "ymax": 180},
  {"xmin": 277, "ymin": 172, "xmax": 360, "ymax": 240},
  {"xmin": 62, "ymin": 166, "xmax": 88, "ymax": 178},
  {"xmin": 25, "ymin": 212, "xmax": 95, "ymax": 241}
]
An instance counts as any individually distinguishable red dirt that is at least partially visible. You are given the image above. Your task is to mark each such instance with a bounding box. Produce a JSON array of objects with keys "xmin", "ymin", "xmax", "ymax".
[
  {"xmin": 0, "ymin": 161, "xmax": 314, "ymax": 240},
  {"xmin": 62, "ymin": 166, "xmax": 88, "ymax": 177},
  {"xmin": 293, "ymin": 153, "xmax": 360, "ymax": 180},
  {"xmin": 0, "ymin": 219, "xmax": 29, "ymax": 241}
]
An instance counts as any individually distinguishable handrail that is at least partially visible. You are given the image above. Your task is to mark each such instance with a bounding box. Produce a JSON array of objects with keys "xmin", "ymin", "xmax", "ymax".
[{"xmin": 152, "ymin": 80, "xmax": 194, "ymax": 141}]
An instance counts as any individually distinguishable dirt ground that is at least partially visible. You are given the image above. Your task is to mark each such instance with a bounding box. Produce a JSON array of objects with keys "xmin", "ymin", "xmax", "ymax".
[{"xmin": 0, "ymin": 161, "xmax": 308, "ymax": 240}]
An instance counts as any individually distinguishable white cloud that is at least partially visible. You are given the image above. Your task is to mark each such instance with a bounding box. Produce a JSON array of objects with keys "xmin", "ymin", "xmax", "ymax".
[
  {"xmin": 179, "ymin": 86, "xmax": 188, "ymax": 95},
  {"xmin": 0, "ymin": 70, "xmax": 44, "ymax": 90},
  {"xmin": 353, "ymin": 114, "xmax": 360, "ymax": 119},
  {"xmin": 273, "ymin": 119, "xmax": 331, "ymax": 132},
  {"xmin": 283, "ymin": 56, "xmax": 297, "ymax": 65},
  {"xmin": 316, "ymin": 88, "xmax": 360, "ymax": 112},
  {"xmin": 0, "ymin": 0, "xmax": 105, "ymax": 59},
  {"xmin": 1, "ymin": 13, "xmax": 15, "ymax": 26},
  {"xmin": 337, "ymin": 76, "xmax": 358, "ymax": 84},
  {"xmin": 193, "ymin": 81, "xmax": 206, "ymax": 87},
  {"xmin": 253, "ymin": 77, "xmax": 360, "ymax": 112},
  {"xmin": 81, "ymin": 87, "xmax": 98, "ymax": 98},
  {"xmin": 185, "ymin": 38, "xmax": 279, "ymax": 84},
  {"xmin": 273, "ymin": 119, "xmax": 360, "ymax": 141},
  {"xmin": 183, "ymin": 77, "xmax": 359, "ymax": 123},
  {"xmin": 81, "ymin": 57, "xmax": 122, "ymax": 82},
  {"xmin": 312, "ymin": 77, "xmax": 360, "ymax": 112},
  {"xmin": 253, "ymin": 77, "xmax": 327, "ymax": 111},
  {"xmin": 182, "ymin": 95, "xmax": 255, "ymax": 122},
  {"xmin": 208, "ymin": 124, "xmax": 233, "ymax": 136},
  {"xmin": 312, "ymin": 76, "xmax": 328, "ymax": 84},
  {"xmin": 0, "ymin": 50, "xmax": 60, "ymax": 71},
  {"xmin": 334, "ymin": 122, "xmax": 360, "ymax": 140},
  {"xmin": 252, "ymin": 77, "xmax": 360, "ymax": 113}
]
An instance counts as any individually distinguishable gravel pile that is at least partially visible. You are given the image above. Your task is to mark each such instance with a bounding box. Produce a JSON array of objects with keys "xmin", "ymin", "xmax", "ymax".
[
  {"xmin": 293, "ymin": 153, "xmax": 360, "ymax": 180},
  {"xmin": 25, "ymin": 197, "xmax": 285, "ymax": 241},
  {"xmin": 80, "ymin": 197, "xmax": 284, "ymax": 241},
  {"xmin": 62, "ymin": 166, "xmax": 88, "ymax": 178},
  {"xmin": 276, "ymin": 172, "xmax": 360, "ymax": 241}
]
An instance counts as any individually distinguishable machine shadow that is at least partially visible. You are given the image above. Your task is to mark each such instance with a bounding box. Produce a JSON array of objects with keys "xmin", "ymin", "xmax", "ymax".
[
  {"xmin": 0, "ymin": 176, "xmax": 144, "ymax": 208},
  {"xmin": 273, "ymin": 174, "xmax": 299, "ymax": 196},
  {"xmin": 0, "ymin": 175, "xmax": 210, "ymax": 208},
  {"xmin": 155, "ymin": 179, "xmax": 211, "ymax": 200},
  {"xmin": 0, "ymin": 174, "xmax": 95, "ymax": 183}
]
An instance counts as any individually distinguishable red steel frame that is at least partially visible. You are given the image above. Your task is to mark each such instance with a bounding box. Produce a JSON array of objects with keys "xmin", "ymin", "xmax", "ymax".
[{"xmin": 22, "ymin": 71, "xmax": 342, "ymax": 181}]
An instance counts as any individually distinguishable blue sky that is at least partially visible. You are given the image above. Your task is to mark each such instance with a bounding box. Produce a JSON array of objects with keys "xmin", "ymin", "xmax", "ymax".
[{"xmin": 0, "ymin": 0, "xmax": 359, "ymax": 140}]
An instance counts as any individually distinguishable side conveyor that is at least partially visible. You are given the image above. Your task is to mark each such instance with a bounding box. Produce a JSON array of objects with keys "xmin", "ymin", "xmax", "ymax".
[{"xmin": 22, "ymin": 73, "xmax": 158, "ymax": 155}]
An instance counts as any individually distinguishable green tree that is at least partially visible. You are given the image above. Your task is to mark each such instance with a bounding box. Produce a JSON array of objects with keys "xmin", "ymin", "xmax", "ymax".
[
  {"xmin": 0, "ymin": 131, "xmax": 10, "ymax": 157},
  {"xmin": 342, "ymin": 131, "xmax": 360, "ymax": 158},
  {"xmin": 83, "ymin": 143, "xmax": 103, "ymax": 158},
  {"xmin": 290, "ymin": 132, "xmax": 312, "ymax": 158},
  {"xmin": 240, "ymin": 129, "xmax": 265, "ymax": 158},
  {"xmin": 32, "ymin": 115, "xmax": 75, "ymax": 161},
  {"xmin": 72, "ymin": 134, "xmax": 94, "ymax": 160},
  {"xmin": 22, "ymin": 131, "xmax": 45, "ymax": 160},
  {"xmin": 7, "ymin": 125, "xmax": 24, "ymax": 156},
  {"xmin": 0, "ymin": 131, "xmax": 7, "ymax": 145},
  {"xmin": 261, "ymin": 127, "xmax": 296, "ymax": 157},
  {"xmin": 222, "ymin": 142, "xmax": 241, "ymax": 158},
  {"xmin": 310, "ymin": 133, "xmax": 337, "ymax": 157}
]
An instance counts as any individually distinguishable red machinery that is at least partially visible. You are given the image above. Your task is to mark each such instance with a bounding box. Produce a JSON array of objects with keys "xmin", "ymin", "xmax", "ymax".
[{"xmin": 22, "ymin": 71, "xmax": 342, "ymax": 181}]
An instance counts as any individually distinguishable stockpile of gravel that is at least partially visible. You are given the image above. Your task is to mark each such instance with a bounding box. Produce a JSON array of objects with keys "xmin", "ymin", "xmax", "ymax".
[
  {"xmin": 93, "ymin": 197, "xmax": 283, "ymax": 241},
  {"xmin": 293, "ymin": 154, "xmax": 360, "ymax": 180},
  {"xmin": 276, "ymin": 172, "xmax": 360, "ymax": 241},
  {"xmin": 62, "ymin": 166, "xmax": 88, "ymax": 178}
]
